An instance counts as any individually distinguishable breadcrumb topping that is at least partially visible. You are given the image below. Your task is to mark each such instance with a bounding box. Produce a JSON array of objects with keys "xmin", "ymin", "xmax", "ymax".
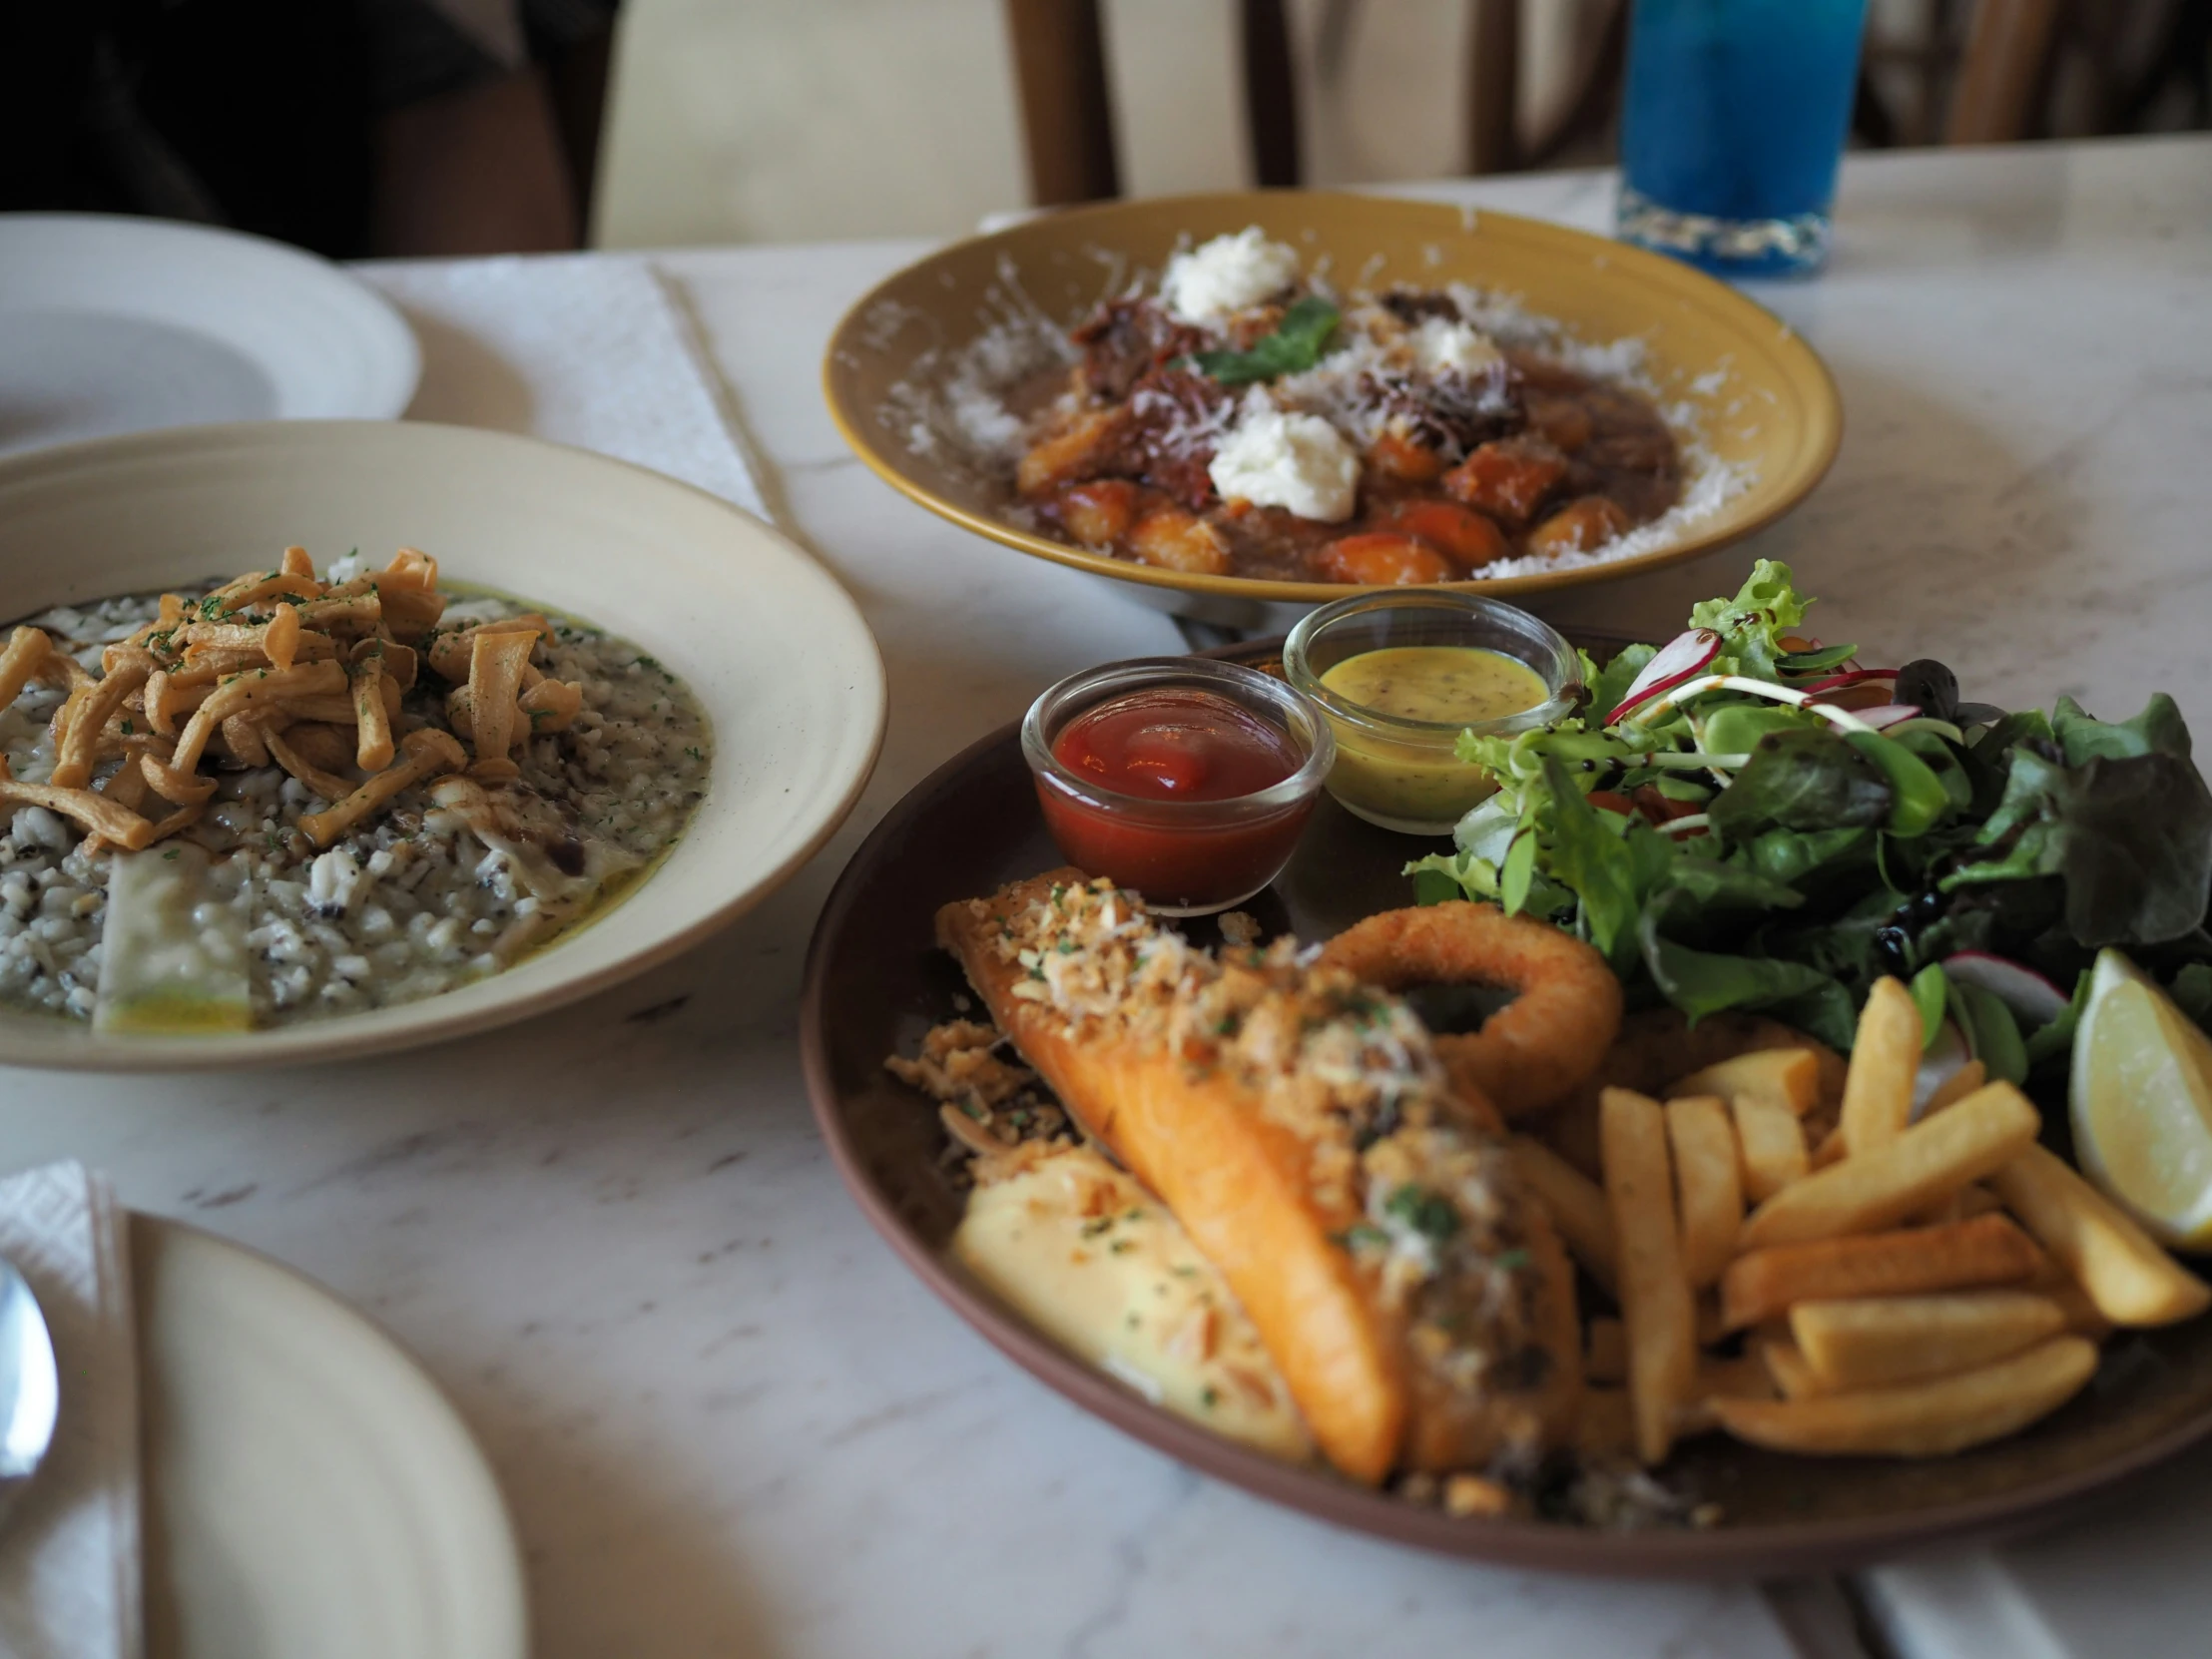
[{"xmin": 958, "ymin": 875, "xmax": 1550, "ymax": 1406}]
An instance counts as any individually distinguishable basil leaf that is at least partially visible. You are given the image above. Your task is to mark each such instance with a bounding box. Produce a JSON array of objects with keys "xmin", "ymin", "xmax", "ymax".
[
  {"xmin": 1186, "ymin": 295, "xmax": 1341, "ymax": 385},
  {"xmin": 1711, "ymin": 729, "xmax": 1893, "ymax": 840}
]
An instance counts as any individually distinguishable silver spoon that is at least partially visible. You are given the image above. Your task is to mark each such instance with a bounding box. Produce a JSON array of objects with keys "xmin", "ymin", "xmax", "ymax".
[{"xmin": 0, "ymin": 1257, "xmax": 56, "ymax": 1527}]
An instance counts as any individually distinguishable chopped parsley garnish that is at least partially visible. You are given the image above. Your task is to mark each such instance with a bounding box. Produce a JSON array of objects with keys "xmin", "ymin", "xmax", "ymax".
[
  {"xmin": 1108, "ymin": 1240, "xmax": 1133, "ymax": 1255},
  {"xmin": 1333, "ymin": 1223, "xmax": 1389, "ymax": 1252},
  {"xmin": 1492, "ymin": 1248, "xmax": 1530, "ymax": 1272},
  {"xmin": 1079, "ymin": 1216, "xmax": 1116, "ymax": 1238},
  {"xmin": 162, "ymin": 848, "xmax": 180, "ymax": 860},
  {"xmin": 1199, "ymin": 1385, "xmax": 1220, "ymax": 1409},
  {"xmin": 1383, "ymin": 1185, "xmax": 1461, "ymax": 1244}
]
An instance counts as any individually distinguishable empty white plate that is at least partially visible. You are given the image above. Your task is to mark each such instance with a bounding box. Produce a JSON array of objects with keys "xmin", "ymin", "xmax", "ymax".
[
  {"xmin": 136, "ymin": 1217, "xmax": 526, "ymax": 1659},
  {"xmin": 0, "ymin": 215, "xmax": 419, "ymax": 457}
]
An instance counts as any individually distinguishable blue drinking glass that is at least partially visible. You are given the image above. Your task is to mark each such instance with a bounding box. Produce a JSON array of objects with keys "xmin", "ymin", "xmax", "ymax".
[{"xmin": 1616, "ymin": 0, "xmax": 1870, "ymax": 277}]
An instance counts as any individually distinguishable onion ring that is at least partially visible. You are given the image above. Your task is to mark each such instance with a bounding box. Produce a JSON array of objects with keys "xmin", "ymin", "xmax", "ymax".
[{"xmin": 1316, "ymin": 902, "xmax": 1623, "ymax": 1120}]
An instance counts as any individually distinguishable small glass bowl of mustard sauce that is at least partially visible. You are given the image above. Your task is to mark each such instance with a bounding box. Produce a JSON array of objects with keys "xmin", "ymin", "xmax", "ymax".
[
  {"xmin": 1022, "ymin": 658, "xmax": 1334, "ymax": 915},
  {"xmin": 1284, "ymin": 592, "xmax": 1582, "ymax": 835}
]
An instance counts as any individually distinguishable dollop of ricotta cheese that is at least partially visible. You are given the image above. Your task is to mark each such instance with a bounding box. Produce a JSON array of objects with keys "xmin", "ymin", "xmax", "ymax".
[
  {"xmin": 1412, "ymin": 315, "xmax": 1504, "ymax": 378},
  {"xmin": 1160, "ymin": 228, "xmax": 1302, "ymax": 325},
  {"xmin": 1207, "ymin": 395, "xmax": 1360, "ymax": 522}
]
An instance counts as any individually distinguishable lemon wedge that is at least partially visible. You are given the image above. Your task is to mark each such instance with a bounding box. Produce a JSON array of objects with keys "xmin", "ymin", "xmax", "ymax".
[{"xmin": 2071, "ymin": 948, "xmax": 2212, "ymax": 1248}]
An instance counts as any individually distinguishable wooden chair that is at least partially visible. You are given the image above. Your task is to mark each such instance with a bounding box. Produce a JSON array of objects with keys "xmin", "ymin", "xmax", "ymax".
[
  {"xmin": 1001, "ymin": 0, "xmax": 1629, "ymax": 205},
  {"xmin": 1002, "ymin": 0, "xmax": 2208, "ymax": 208},
  {"xmin": 1946, "ymin": 0, "xmax": 2210, "ymax": 143}
]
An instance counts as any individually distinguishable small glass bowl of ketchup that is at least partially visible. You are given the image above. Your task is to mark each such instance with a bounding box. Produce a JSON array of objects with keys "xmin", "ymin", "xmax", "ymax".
[{"xmin": 1021, "ymin": 658, "xmax": 1334, "ymax": 916}]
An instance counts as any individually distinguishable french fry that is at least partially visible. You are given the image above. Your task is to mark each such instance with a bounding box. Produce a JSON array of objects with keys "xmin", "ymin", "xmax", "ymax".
[
  {"xmin": 1922, "ymin": 1059, "xmax": 1987, "ymax": 1119},
  {"xmin": 1989, "ymin": 1143, "xmax": 2212, "ymax": 1327},
  {"xmin": 1721, "ymin": 1213, "xmax": 2046, "ymax": 1331},
  {"xmin": 1791, "ymin": 1292, "xmax": 2066, "ymax": 1390},
  {"xmin": 1676, "ymin": 1352, "xmax": 1781, "ymax": 1434},
  {"xmin": 1732, "ymin": 1095, "xmax": 1810, "ymax": 1202},
  {"xmin": 1838, "ymin": 976, "xmax": 1921, "ymax": 1155},
  {"xmin": 1754, "ymin": 1334, "xmax": 1828, "ymax": 1399},
  {"xmin": 1668, "ymin": 1048, "xmax": 1821, "ymax": 1116},
  {"xmin": 1710, "ymin": 1337, "xmax": 2098, "ymax": 1457},
  {"xmin": 1695, "ymin": 1290, "xmax": 1727, "ymax": 1348},
  {"xmin": 1510, "ymin": 1136, "xmax": 1616, "ymax": 1297},
  {"xmin": 1738, "ymin": 1082, "xmax": 2040, "ymax": 1250},
  {"xmin": 1601, "ymin": 1089, "xmax": 1696, "ymax": 1465},
  {"xmin": 1586, "ymin": 1316, "xmax": 1626, "ymax": 1384},
  {"xmin": 1666, "ymin": 1095, "xmax": 1742, "ymax": 1288},
  {"xmin": 1576, "ymin": 1386, "xmax": 1633, "ymax": 1458},
  {"xmin": 1544, "ymin": 1093, "xmax": 1604, "ymax": 1182}
]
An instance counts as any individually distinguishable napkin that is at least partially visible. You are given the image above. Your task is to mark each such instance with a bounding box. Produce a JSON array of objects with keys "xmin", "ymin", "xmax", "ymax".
[
  {"xmin": 0, "ymin": 1162, "xmax": 139, "ymax": 1659},
  {"xmin": 358, "ymin": 254, "xmax": 772, "ymax": 522}
]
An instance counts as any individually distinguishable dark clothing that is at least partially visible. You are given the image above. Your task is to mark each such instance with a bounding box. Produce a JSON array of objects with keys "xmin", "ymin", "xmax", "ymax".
[{"xmin": 0, "ymin": 0, "xmax": 615, "ymax": 259}]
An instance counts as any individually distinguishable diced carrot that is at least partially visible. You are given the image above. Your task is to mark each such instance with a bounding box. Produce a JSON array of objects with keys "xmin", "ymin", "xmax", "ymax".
[
  {"xmin": 1315, "ymin": 533, "xmax": 1456, "ymax": 586},
  {"xmin": 1372, "ymin": 500, "xmax": 1508, "ymax": 571},
  {"xmin": 1441, "ymin": 440, "xmax": 1568, "ymax": 526}
]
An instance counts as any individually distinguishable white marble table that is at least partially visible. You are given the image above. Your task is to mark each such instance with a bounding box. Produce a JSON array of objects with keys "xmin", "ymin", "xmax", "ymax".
[{"xmin": 4, "ymin": 133, "xmax": 2208, "ymax": 1658}]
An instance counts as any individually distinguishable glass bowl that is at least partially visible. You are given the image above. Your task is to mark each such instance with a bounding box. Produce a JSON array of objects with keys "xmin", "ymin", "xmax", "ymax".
[
  {"xmin": 1283, "ymin": 591, "xmax": 1582, "ymax": 835},
  {"xmin": 1020, "ymin": 657, "xmax": 1334, "ymax": 915}
]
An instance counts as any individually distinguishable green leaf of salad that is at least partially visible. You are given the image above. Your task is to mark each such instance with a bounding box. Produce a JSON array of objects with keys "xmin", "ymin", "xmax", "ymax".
[{"xmin": 1402, "ymin": 556, "xmax": 2212, "ymax": 1070}]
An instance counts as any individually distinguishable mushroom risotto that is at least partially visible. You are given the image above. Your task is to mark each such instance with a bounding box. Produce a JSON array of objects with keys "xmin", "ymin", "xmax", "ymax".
[{"xmin": 0, "ymin": 546, "xmax": 711, "ymax": 1031}]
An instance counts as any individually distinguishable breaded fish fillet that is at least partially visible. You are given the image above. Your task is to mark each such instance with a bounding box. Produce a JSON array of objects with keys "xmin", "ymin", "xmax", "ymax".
[{"xmin": 937, "ymin": 870, "xmax": 1581, "ymax": 1484}]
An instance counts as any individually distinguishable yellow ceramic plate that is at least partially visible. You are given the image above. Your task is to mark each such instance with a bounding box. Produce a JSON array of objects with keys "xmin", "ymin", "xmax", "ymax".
[{"xmin": 824, "ymin": 191, "xmax": 1841, "ymax": 610}]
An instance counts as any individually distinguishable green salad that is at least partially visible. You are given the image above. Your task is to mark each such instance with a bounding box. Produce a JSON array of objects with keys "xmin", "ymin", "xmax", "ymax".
[{"xmin": 1409, "ymin": 561, "xmax": 2212, "ymax": 1077}]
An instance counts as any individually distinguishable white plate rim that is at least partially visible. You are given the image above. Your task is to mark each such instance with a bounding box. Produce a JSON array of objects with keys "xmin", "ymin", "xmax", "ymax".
[
  {"xmin": 0, "ymin": 419, "xmax": 888, "ymax": 1070},
  {"xmin": 136, "ymin": 1213, "xmax": 527, "ymax": 1659},
  {"xmin": 0, "ymin": 212, "xmax": 420, "ymax": 429}
]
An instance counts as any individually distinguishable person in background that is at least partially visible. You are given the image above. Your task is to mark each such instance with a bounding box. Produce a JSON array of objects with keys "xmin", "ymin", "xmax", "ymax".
[{"xmin": 0, "ymin": 0, "xmax": 618, "ymax": 259}]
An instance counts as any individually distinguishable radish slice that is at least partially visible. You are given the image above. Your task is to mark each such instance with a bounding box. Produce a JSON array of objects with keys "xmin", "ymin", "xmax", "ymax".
[
  {"xmin": 1943, "ymin": 952, "xmax": 2071, "ymax": 1026},
  {"xmin": 1912, "ymin": 1018, "xmax": 1972, "ymax": 1120},
  {"xmin": 1797, "ymin": 669, "xmax": 1900, "ymax": 695},
  {"xmin": 1846, "ymin": 704, "xmax": 1922, "ymax": 731},
  {"xmin": 1607, "ymin": 629, "xmax": 1721, "ymax": 725}
]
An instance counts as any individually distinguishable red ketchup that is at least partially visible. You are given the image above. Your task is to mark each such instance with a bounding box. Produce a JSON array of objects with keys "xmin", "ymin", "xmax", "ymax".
[{"xmin": 1037, "ymin": 688, "xmax": 1316, "ymax": 911}]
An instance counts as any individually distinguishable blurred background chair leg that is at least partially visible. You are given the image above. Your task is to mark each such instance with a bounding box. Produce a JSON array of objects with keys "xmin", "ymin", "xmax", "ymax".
[{"xmin": 1003, "ymin": 0, "xmax": 1120, "ymax": 206}]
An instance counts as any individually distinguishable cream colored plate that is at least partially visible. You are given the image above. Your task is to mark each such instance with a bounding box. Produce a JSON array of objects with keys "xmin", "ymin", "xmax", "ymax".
[
  {"xmin": 0, "ymin": 421, "xmax": 886, "ymax": 1068},
  {"xmin": 136, "ymin": 1217, "xmax": 525, "ymax": 1659},
  {"xmin": 0, "ymin": 215, "xmax": 420, "ymax": 457}
]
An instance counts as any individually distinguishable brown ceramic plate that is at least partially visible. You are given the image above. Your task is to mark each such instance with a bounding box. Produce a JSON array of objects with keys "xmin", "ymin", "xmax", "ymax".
[
  {"xmin": 821, "ymin": 191, "xmax": 1841, "ymax": 616},
  {"xmin": 799, "ymin": 640, "xmax": 2212, "ymax": 1577}
]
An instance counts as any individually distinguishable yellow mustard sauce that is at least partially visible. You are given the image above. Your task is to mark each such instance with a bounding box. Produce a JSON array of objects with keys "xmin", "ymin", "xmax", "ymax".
[{"xmin": 1317, "ymin": 646, "xmax": 1549, "ymax": 832}]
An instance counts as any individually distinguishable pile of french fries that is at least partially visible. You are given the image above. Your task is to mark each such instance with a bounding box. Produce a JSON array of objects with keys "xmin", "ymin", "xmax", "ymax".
[{"xmin": 1514, "ymin": 976, "xmax": 2212, "ymax": 1465}]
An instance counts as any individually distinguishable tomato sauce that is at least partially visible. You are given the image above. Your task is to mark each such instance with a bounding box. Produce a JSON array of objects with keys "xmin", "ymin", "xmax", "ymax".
[{"xmin": 1037, "ymin": 689, "xmax": 1316, "ymax": 910}]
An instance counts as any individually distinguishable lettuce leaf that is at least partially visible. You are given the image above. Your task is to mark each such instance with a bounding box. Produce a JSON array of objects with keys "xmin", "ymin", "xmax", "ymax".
[{"xmin": 1688, "ymin": 558, "xmax": 1815, "ymax": 681}]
